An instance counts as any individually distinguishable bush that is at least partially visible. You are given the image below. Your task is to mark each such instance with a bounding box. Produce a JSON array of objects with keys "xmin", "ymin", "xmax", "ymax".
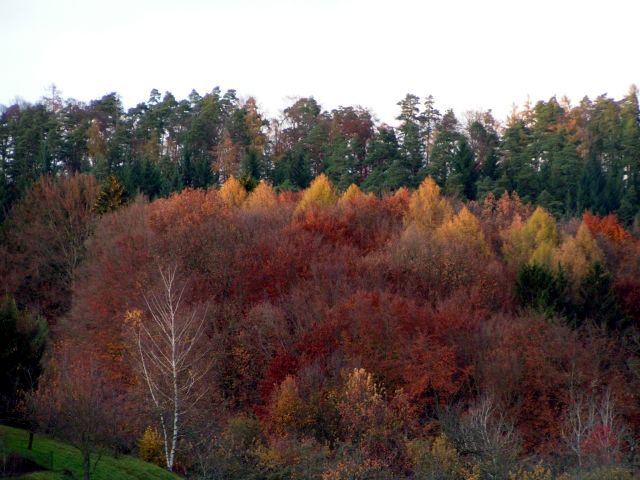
[{"xmin": 138, "ymin": 426, "xmax": 165, "ymax": 467}]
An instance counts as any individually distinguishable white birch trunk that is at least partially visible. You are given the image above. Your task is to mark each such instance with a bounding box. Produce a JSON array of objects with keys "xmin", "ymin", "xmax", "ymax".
[{"xmin": 134, "ymin": 265, "xmax": 209, "ymax": 472}]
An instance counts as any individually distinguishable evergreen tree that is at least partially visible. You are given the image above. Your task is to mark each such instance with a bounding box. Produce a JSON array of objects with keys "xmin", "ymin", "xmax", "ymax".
[
  {"xmin": 498, "ymin": 118, "xmax": 536, "ymax": 202},
  {"xmin": 578, "ymin": 262, "xmax": 626, "ymax": 330},
  {"xmin": 428, "ymin": 111, "xmax": 477, "ymax": 199},
  {"xmin": 324, "ymin": 133, "xmax": 356, "ymax": 190},
  {"xmin": 468, "ymin": 117, "xmax": 499, "ymax": 181},
  {"xmin": 273, "ymin": 150, "xmax": 311, "ymax": 190},
  {"xmin": 94, "ymin": 175, "xmax": 125, "ymax": 214},
  {"xmin": 422, "ymin": 94, "xmax": 441, "ymax": 166},
  {"xmin": 396, "ymin": 94, "xmax": 424, "ymax": 185},
  {"xmin": 0, "ymin": 295, "xmax": 47, "ymax": 423},
  {"xmin": 361, "ymin": 127, "xmax": 401, "ymax": 193},
  {"xmin": 620, "ymin": 85, "xmax": 640, "ymax": 220},
  {"xmin": 516, "ymin": 263, "xmax": 570, "ymax": 318},
  {"xmin": 240, "ymin": 150, "xmax": 263, "ymax": 183}
]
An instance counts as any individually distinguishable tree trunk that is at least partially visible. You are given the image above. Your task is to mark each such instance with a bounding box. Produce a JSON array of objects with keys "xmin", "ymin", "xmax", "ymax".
[
  {"xmin": 83, "ymin": 449, "xmax": 91, "ymax": 480},
  {"xmin": 168, "ymin": 358, "xmax": 179, "ymax": 471},
  {"xmin": 27, "ymin": 430, "xmax": 34, "ymax": 450}
]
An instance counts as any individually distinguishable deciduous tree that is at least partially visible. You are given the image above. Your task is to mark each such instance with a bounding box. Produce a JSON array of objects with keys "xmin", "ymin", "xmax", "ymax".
[{"xmin": 128, "ymin": 266, "xmax": 210, "ymax": 471}]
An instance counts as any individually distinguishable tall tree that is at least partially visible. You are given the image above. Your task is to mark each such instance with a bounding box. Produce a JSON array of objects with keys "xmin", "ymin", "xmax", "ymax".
[
  {"xmin": 2, "ymin": 174, "xmax": 99, "ymax": 319},
  {"xmin": 396, "ymin": 94, "xmax": 424, "ymax": 184},
  {"xmin": 428, "ymin": 110, "xmax": 477, "ymax": 199},
  {"xmin": 129, "ymin": 266, "xmax": 209, "ymax": 472}
]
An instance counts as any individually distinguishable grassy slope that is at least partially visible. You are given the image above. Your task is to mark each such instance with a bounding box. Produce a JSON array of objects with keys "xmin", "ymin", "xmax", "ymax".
[{"xmin": 0, "ymin": 425, "xmax": 180, "ymax": 480}]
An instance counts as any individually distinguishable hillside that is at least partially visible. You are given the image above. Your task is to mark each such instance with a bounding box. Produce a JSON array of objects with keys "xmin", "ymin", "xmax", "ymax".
[{"xmin": 0, "ymin": 425, "xmax": 179, "ymax": 480}]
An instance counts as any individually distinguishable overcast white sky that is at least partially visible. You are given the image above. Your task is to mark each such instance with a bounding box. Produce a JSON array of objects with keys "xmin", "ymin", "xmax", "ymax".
[{"xmin": 1, "ymin": 0, "xmax": 638, "ymax": 125}]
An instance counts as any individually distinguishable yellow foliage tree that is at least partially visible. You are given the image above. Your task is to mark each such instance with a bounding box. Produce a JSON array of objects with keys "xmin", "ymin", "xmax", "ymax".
[
  {"xmin": 337, "ymin": 368, "xmax": 386, "ymax": 443},
  {"xmin": 342, "ymin": 368, "xmax": 382, "ymax": 406},
  {"xmin": 295, "ymin": 174, "xmax": 338, "ymax": 213},
  {"xmin": 436, "ymin": 206, "xmax": 491, "ymax": 256},
  {"xmin": 405, "ymin": 177, "xmax": 453, "ymax": 234},
  {"xmin": 138, "ymin": 426, "xmax": 165, "ymax": 467},
  {"xmin": 269, "ymin": 375, "xmax": 307, "ymax": 436},
  {"xmin": 338, "ymin": 183, "xmax": 369, "ymax": 205},
  {"xmin": 219, "ymin": 176, "xmax": 247, "ymax": 208},
  {"xmin": 407, "ymin": 434, "xmax": 479, "ymax": 480},
  {"xmin": 504, "ymin": 207, "xmax": 558, "ymax": 267},
  {"xmin": 244, "ymin": 97, "xmax": 267, "ymax": 156},
  {"xmin": 508, "ymin": 462, "xmax": 553, "ymax": 480},
  {"xmin": 244, "ymin": 181, "xmax": 277, "ymax": 210},
  {"xmin": 555, "ymin": 221, "xmax": 604, "ymax": 290}
]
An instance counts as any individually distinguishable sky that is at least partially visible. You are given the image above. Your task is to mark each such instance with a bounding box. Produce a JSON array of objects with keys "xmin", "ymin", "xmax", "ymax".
[{"xmin": 1, "ymin": 0, "xmax": 639, "ymax": 125}]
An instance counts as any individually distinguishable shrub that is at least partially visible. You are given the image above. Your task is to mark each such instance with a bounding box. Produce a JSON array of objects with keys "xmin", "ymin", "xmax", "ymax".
[{"xmin": 138, "ymin": 426, "xmax": 165, "ymax": 467}]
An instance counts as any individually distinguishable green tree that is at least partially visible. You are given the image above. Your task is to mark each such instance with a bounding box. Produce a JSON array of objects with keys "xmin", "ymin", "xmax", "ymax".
[
  {"xmin": 324, "ymin": 133, "xmax": 356, "ymax": 190},
  {"xmin": 619, "ymin": 85, "xmax": 640, "ymax": 221},
  {"xmin": 0, "ymin": 295, "xmax": 47, "ymax": 423},
  {"xmin": 396, "ymin": 93, "xmax": 424, "ymax": 184},
  {"xmin": 422, "ymin": 94, "xmax": 441, "ymax": 166},
  {"xmin": 516, "ymin": 263, "xmax": 570, "ymax": 318},
  {"xmin": 428, "ymin": 110, "xmax": 477, "ymax": 199},
  {"xmin": 362, "ymin": 127, "xmax": 401, "ymax": 193},
  {"xmin": 273, "ymin": 150, "xmax": 311, "ymax": 190},
  {"xmin": 468, "ymin": 114, "xmax": 500, "ymax": 181},
  {"xmin": 497, "ymin": 116, "xmax": 536, "ymax": 203},
  {"xmin": 578, "ymin": 262, "xmax": 626, "ymax": 329}
]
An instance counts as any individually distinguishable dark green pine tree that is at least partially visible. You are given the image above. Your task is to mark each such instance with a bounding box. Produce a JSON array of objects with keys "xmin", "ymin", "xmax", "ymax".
[
  {"xmin": 497, "ymin": 118, "xmax": 537, "ymax": 203},
  {"xmin": 427, "ymin": 110, "xmax": 477, "ymax": 199},
  {"xmin": 516, "ymin": 263, "xmax": 571, "ymax": 319},
  {"xmin": 546, "ymin": 133, "xmax": 581, "ymax": 216},
  {"xmin": 361, "ymin": 127, "xmax": 401, "ymax": 194},
  {"xmin": 536, "ymin": 190, "xmax": 564, "ymax": 218},
  {"xmin": 122, "ymin": 157, "xmax": 164, "ymax": 199},
  {"xmin": 324, "ymin": 133, "xmax": 356, "ymax": 191},
  {"xmin": 620, "ymin": 85, "xmax": 640, "ymax": 221},
  {"xmin": 239, "ymin": 150, "xmax": 264, "ymax": 191},
  {"xmin": 448, "ymin": 136, "xmax": 477, "ymax": 200},
  {"xmin": 396, "ymin": 94, "xmax": 424, "ymax": 186},
  {"xmin": 578, "ymin": 155, "xmax": 607, "ymax": 214},
  {"xmin": 240, "ymin": 150, "xmax": 263, "ymax": 181},
  {"xmin": 618, "ymin": 183, "xmax": 639, "ymax": 226},
  {"xmin": 382, "ymin": 159, "xmax": 412, "ymax": 192},
  {"xmin": 589, "ymin": 95, "xmax": 624, "ymax": 213},
  {"xmin": 422, "ymin": 94, "xmax": 441, "ymax": 166},
  {"xmin": 158, "ymin": 157, "xmax": 183, "ymax": 196},
  {"xmin": 273, "ymin": 150, "xmax": 311, "ymax": 191},
  {"xmin": 578, "ymin": 262, "xmax": 626, "ymax": 330}
]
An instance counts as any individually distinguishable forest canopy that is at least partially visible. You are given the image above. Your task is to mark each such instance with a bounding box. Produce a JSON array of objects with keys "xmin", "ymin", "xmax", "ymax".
[
  {"xmin": 1, "ymin": 85, "xmax": 640, "ymax": 226},
  {"xmin": 1, "ymin": 86, "xmax": 640, "ymax": 479}
]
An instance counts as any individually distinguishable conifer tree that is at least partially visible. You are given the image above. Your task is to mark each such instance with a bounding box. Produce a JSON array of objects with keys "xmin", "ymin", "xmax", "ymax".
[{"xmin": 94, "ymin": 175, "xmax": 125, "ymax": 214}]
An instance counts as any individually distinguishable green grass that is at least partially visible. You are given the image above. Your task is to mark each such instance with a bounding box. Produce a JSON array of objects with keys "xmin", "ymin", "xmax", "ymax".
[{"xmin": 0, "ymin": 425, "xmax": 181, "ymax": 480}]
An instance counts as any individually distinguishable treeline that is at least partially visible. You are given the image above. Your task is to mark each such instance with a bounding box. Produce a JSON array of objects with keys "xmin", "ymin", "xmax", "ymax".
[
  {"xmin": 1, "ymin": 85, "xmax": 639, "ymax": 224},
  {"xmin": 1, "ymin": 173, "xmax": 640, "ymax": 479}
]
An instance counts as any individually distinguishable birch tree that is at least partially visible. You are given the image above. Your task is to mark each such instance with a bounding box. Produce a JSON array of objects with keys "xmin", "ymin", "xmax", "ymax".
[
  {"xmin": 128, "ymin": 266, "xmax": 209, "ymax": 471},
  {"xmin": 562, "ymin": 388, "xmax": 625, "ymax": 469}
]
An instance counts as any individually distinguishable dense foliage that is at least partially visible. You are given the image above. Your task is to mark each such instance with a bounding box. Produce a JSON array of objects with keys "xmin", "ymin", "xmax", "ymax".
[
  {"xmin": 1, "ymin": 86, "xmax": 640, "ymax": 225},
  {"xmin": 1, "ymin": 85, "xmax": 640, "ymax": 479}
]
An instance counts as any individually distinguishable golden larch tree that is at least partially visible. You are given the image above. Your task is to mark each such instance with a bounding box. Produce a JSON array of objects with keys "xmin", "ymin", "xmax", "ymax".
[
  {"xmin": 219, "ymin": 176, "xmax": 248, "ymax": 208},
  {"xmin": 244, "ymin": 181, "xmax": 277, "ymax": 210},
  {"xmin": 405, "ymin": 177, "xmax": 453, "ymax": 234},
  {"xmin": 295, "ymin": 174, "xmax": 338, "ymax": 213}
]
